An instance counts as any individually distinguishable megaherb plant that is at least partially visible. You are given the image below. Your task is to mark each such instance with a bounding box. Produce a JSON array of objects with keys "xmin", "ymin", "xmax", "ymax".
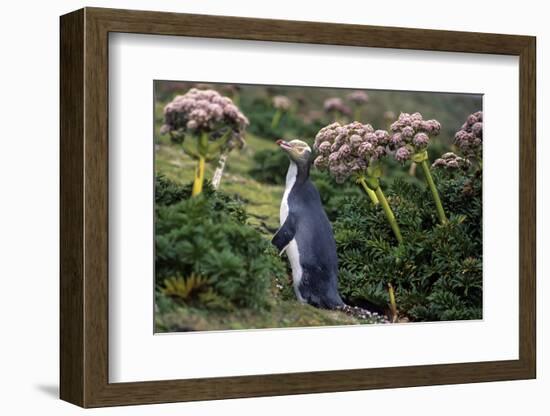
[
  {"xmin": 160, "ymin": 88, "xmax": 249, "ymax": 195},
  {"xmin": 271, "ymin": 95, "xmax": 291, "ymax": 129},
  {"xmin": 323, "ymin": 97, "xmax": 352, "ymax": 123},
  {"xmin": 454, "ymin": 110, "xmax": 483, "ymax": 165},
  {"xmin": 313, "ymin": 121, "xmax": 403, "ymax": 243},
  {"xmin": 346, "ymin": 90, "xmax": 369, "ymax": 122},
  {"xmin": 312, "ymin": 112, "xmax": 483, "ymax": 321},
  {"xmin": 389, "ymin": 112, "xmax": 447, "ymax": 224},
  {"xmin": 432, "ymin": 111, "xmax": 483, "ymax": 181}
]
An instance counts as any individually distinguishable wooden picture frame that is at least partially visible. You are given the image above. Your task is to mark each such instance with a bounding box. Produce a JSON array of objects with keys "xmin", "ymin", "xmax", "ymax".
[{"xmin": 60, "ymin": 7, "xmax": 536, "ymax": 408}]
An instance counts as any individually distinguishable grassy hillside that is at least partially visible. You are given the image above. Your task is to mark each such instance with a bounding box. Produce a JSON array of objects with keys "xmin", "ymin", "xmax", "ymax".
[{"xmin": 155, "ymin": 132, "xmax": 283, "ymax": 235}]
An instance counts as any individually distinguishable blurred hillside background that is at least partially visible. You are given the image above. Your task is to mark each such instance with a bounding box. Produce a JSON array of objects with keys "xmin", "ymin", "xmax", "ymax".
[
  {"xmin": 155, "ymin": 80, "xmax": 481, "ymax": 234},
  {"xmin": 155, "ymin": 81, "xmax": 481, "ymax": 143}
]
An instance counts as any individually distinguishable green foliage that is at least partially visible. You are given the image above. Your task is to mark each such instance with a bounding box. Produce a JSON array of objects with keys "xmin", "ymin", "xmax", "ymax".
[
  {"xmin": 163, "ymin": 273, "xmax": 210, "ymax": 299},
  {"xmin": 162, "ymin": 274, "xmax": 233, "ymax": 310},
  {"xmin": 155, "ymin": 174, "xmax": 191, "ymax": 205},
  {"xmin": 334, "ymin": 168, "xmax": 482, "ymax": 321},
  {"xmin": 248, "ymin": 148, "xmax": 289, "ymax": 185},
  {"xmin": 244, "ymin": 97, "xmax": 325, "ymax": 140},
  {"xmin": 310, "ymin": 170, "xmax": 363, "ymax": 222},
  {"xmin": 245, "ymin": 98, "xmax": 286, "ymax": 139},
  {"xmin": 155, "ymin": 175, "xmax": 248, "ymax": 223},
  {"xmin": 155, "ymin": 175, "xmax": 286, "ymax": 312}
]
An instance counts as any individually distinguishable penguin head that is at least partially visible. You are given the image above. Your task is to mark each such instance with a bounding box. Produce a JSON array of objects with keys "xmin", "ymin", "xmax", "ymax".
[{"xmin": 276, "ymin": 139, "xmax": 312, "ymax": 166}]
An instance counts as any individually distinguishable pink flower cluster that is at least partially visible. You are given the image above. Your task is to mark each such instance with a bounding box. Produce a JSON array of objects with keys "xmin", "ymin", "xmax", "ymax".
[
  {"xmin": 389, "ymin": 112, "xmax": 441, "ymax": 162},
  {"xmin": 347, "ymin": 91, "xmax": 369, "ymax": 105},
  {"xmin": 454, "ymin": 111, "xmax": 482, "ymax": 158},
  {"xmin": 302, "ymin": 110, "xmax": 324, "ymax": 124},
  {"xmin": 160, "ymin": 88, "xmax": 249, "ymax": 136},
  {"xmin": 272, "ymin": 95, "xmax": 291, "ymax": 111},
  {"xmin": 383, "ymin": 111, "xmax": 396, "ymax": 122},
  {"xmin": 313, "ymin": 122, "xmax": 390, "ymax": 183},
  {"xmin": 323, "ymin": 97, "xmax": 351, "ymax": 116},
  {"xmin": 432, "ymin": 152, "xmax": 471, "ymax": 170}
]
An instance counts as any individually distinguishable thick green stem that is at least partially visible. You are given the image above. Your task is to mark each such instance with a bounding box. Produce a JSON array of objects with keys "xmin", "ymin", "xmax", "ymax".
[
  {"xmin": 420, "ymin": 159, "xmax": 447, "ymax": 224},
  {"xmin": 357, "ymin": 177, "xmax": 379, "ymax": 205},
  {"xmin": 192, "ymin": 156, "xmax": 205, "ymax": 196},
  {"xmin": 191, "ymin": 132, "xmax": 209, "ymax": 197},
  {"xmin": 353, "ymin": 108, "xmax": 362, "ymax": 122},
  {"xmin": 388, "ymin": 283, "xmax": 398, "ymax": 323},
  {"xmin": 374, "ymin": 187, "xmax": 403, "ymax": 244},
  {"xmin": 271, "ymin": 109, "xmax": 283, "ymax": 129}
]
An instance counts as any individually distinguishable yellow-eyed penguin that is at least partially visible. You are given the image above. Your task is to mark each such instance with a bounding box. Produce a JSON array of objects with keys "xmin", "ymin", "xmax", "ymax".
[{"xmin": 272, "ymin": 139, "xmax": 344, "ymax": 309}]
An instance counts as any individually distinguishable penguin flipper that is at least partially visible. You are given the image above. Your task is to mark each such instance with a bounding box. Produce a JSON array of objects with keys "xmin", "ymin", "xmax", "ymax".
[{"xmin": 271, "ymin": 215, "xmax": 296, "ymax": 254}]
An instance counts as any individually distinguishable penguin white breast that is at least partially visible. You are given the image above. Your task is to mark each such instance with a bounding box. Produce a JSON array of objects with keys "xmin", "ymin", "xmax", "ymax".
[
  {"xmin": 280, "ymin": 161, "xmax": 297, "ymax": 225},
  {"xmin": 279, "ymin": 161, "xmax": 304, "ymax": 302},
  {"xmin": 287, "ymin": 240, "xmax": 305, "ymax": 303}
]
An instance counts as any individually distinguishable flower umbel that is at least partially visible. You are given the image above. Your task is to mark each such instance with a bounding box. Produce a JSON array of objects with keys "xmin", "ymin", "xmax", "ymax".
[
  {"xmin": 323, "ymin": 97, "xmax": 352, "ymax": 118},
  {"xmin": 347, "ymin": 91, "xmax": 369, "ymax": 105},
  {"xmin": 389, "ymin": 112, "xmax": 447, "ymax": 224},
  {"xmin": 454, "ymin": 111, "xmax": 482, "ymax": 160},
  {"xmin": 347, "ymin": 91, "xmax": 369, "ymax": 122},
  {"xmin": 314, "ymin": 122, "xmax": 402, "ymax": 243},
  {"xmin": 389, "ymin": 112, "xmax": 441, "ymax": 161},
  {"xmin": 432, "ymin": 152, "xmax": 471, "ymax": 170},
  {"xmin": 160, "ymin": 89, "xmax": 249, "ymax": 196},
  {"xmin": 383, "ymin": 111, "xmax": 396, "ymax": 122},
  {"xmin": 271, "ymin": 95, "xmax": 292, "ymax": 128},
  {"xmin": 313, "ymin": 121, "xmax": 389, "ymax": 184},
  {"xmin": 161, "ymin": 88, "xmax": 249, "ymax": 137},
  {"xmin": 272, "ymin": 95, "xmax": 291, "ymax": 111}
]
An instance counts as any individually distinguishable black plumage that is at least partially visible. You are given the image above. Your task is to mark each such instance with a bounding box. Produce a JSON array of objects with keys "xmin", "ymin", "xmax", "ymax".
[{"xmin": 272, "ymin": 140, "xmax": 343, "ymax": 309}]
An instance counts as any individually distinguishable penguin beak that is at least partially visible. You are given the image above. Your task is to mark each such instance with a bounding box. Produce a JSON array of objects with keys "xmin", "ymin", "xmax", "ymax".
[
  {"xmin": 276, "ymin": 139, "xmax": 292, "ymax": 151},
  {"xmin": 277, "ymin": 140, "xmax": 293, "ymax": 152}
]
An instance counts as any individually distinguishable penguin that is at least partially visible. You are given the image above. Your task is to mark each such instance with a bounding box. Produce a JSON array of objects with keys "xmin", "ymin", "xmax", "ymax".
[{"xmin": 271, "ymin": 139, "xmax": 344, "ymax": 309}]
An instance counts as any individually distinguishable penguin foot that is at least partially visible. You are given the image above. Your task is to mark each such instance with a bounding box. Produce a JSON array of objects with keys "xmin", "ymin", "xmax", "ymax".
[{"xmin": 335, "ymin": 304, "xmax": 390, "ymax": 324}]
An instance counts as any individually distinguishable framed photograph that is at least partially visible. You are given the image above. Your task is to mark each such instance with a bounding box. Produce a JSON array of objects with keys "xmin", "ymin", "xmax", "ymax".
[{"xmin": 60, "ymin": 7, "xmax": 536, "ymax": 408}]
